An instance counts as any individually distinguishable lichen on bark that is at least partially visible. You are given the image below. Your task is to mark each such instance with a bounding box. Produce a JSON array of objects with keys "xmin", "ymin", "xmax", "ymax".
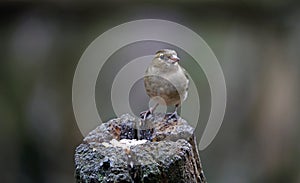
[{"xmin": 75, "ymin": 113, "xmax": 207, "ymax": 183}]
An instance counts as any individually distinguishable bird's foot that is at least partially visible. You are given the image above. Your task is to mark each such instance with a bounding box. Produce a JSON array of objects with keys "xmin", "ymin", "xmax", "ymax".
[
  {"xmin": 140, "ymin": 110, "xmax": 152, "ymax": 121},
  {"xmin": 165, "ymin": 111, "xmax": 179, "ymax": 122}
]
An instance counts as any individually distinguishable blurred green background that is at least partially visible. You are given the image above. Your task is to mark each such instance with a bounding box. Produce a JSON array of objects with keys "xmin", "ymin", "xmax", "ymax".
[{"xmin": 1, "ymin": 1, "xmax": 300, "ymax": 183}]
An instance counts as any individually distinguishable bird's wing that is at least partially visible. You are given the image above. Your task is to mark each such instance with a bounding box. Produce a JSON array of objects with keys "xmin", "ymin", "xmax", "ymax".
[
  {"xmin": 180, "ymin": 66, "xmax": 189, "ymax": 96},
  {"xmin": 181, "ymin": 66, "xmax": 189, "ymax": 81}
]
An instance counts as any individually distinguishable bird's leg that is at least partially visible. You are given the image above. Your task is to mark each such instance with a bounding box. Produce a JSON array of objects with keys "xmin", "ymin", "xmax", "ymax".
[
  {"xmin": 138, "ymin": 103, "xmax": 159, "ymax": 140},
  {"xmin": 140, "ymin": 103, "xmax": 159, "ymax": 121},
  {"xmin": 166, "ymin": 104, "xmax": 179, "ymax": 122}
]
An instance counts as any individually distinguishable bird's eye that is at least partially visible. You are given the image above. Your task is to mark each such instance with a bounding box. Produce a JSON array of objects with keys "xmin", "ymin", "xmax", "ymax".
[{"xmin": 159, "ymin": 55, "xmax": 164, "ymax": 60}]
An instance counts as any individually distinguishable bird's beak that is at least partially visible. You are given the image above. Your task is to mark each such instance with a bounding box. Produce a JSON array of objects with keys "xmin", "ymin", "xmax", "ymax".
[{"xmin": 170, "ymin": 55, "xmax": 180, "ymax": 62}]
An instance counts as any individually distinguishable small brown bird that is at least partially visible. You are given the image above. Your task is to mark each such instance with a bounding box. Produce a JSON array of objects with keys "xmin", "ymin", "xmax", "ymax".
[{"xmin": 141, "ymin": 49, "xmax": 189, "ymax": 121}]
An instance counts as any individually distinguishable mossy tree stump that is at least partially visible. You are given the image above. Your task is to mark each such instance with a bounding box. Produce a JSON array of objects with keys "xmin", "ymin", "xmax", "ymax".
[{"xmin": 75, "ymin": 114, "xmax": 207, "ymax": 183}]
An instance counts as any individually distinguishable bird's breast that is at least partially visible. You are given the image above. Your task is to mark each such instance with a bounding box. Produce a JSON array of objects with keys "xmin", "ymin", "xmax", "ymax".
[{"xmin": 144, "ymin": 69, "xmax": 188, "ymax": 106}]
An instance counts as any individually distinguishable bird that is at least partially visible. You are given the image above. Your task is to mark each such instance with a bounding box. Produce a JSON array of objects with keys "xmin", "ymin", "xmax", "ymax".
[{"xmin": 140, "ymin": 49, "xmax": 189, "ymax": 122}]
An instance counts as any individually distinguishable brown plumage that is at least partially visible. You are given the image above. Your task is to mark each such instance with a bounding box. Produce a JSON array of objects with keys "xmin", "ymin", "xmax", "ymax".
[{"xmin": 141, "ymin": 49, "xmax": 189, "ymax": 121}]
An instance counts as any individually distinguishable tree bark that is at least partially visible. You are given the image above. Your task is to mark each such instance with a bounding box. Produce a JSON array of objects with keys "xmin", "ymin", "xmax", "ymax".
[{"xmin": 75, "ymin": 113, "xmax": 207, "ymax": 183}]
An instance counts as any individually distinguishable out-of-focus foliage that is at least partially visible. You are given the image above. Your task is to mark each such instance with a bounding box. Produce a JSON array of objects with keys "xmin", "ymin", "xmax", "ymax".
[{"xmin": 1, "ymin": 1, "xmax": 300, "ymax": 183}]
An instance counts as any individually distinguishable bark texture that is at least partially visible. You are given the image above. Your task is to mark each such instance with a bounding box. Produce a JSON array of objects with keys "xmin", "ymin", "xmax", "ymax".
[{"xmin": 75, "ymin": 113, "xmax": 207, "ymax": 183}]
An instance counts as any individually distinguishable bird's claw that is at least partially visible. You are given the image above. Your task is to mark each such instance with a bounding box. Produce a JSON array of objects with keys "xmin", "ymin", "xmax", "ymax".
[
  {"xmin": 165, "ymin": 111, "xmax": 179, "ymax": 122},
  {"xmin": 140, "ymin": 110, "xmax": 152, "ymax": 120}
]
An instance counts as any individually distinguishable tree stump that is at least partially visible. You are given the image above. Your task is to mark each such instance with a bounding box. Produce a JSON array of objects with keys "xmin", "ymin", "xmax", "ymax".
[{"xmin": 74, "ymin": 113, "xmax": 207, "ymax": 183}]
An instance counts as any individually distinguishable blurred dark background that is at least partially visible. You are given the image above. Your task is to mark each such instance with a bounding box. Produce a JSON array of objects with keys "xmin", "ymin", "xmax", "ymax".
[{"xmin": 1, "ymin": 1, "xmax": 300, "ymax": 183}]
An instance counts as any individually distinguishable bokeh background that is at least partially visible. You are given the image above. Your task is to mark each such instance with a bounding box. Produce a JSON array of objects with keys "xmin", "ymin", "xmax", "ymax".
[{"xmin": 1, "ymin": 1, "xmax": 300, "ymax": 183}]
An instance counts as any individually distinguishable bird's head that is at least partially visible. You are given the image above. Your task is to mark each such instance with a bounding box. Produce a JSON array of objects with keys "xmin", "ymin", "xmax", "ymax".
[{"xmin": 155, "ymin": 49, "xmax": 180, "ymax": 64}]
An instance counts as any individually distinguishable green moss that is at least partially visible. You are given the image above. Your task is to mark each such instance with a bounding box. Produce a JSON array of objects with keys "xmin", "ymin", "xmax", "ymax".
[
  {"xmin": 97, "ymin": 173, "xmax": 104, "ymax": 182},
  {"xmin": 141, "ymin": 163, "xmax": 161, "ymax": 183}
]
